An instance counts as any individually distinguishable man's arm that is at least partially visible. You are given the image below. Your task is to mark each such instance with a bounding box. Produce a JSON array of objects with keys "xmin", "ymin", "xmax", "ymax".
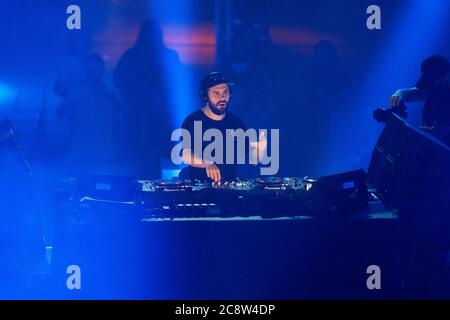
[
  {"xmin": 389, "ymin": 87, "xmax": 427, "ymax": 107},
  {"xmin": 182, "ymin": 148, "xmax": 207, "ymax": 168},
  {"xmin": 182, "ymin": 148, "xmax": 221, "ymax": 182}
]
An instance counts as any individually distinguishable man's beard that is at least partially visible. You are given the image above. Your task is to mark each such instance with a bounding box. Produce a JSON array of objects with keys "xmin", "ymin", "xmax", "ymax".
[{"xmin": 208, "ymin": 100, "xmax": 228, "ymax": 115}]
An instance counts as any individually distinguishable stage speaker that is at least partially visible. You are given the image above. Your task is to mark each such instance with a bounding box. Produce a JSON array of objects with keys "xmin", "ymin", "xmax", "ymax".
[
  {"xmin": 367, "ymin": 113, "xmax": 450, "ymax": 231},
  {"xmin": 310, "ymin": 169, "xmax": 368, "ymax": 215}
]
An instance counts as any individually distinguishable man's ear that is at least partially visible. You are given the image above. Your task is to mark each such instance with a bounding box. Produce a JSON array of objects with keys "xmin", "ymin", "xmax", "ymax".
[{"xmin": 204, "ymin": 89, "xmax": 210, "ymax": 102}]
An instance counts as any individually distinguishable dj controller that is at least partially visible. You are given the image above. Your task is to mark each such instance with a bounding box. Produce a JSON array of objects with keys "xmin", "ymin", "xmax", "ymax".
[
  {"xmin": 134, "ymin": 177, "xmax": 322, "ymax": 218},
  {"xmin": 137, "ymin": 176, "xmax": 307, "ymax": 192},
  {"xmin": 72, "ymin": 170, "xmax": 368, "ymax": 219}
]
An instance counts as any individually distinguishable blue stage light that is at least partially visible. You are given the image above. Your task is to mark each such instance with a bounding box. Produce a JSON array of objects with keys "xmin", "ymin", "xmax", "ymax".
[{"xmin": 0, "ymin": 83, "xmax": 16, "ymax": 105}]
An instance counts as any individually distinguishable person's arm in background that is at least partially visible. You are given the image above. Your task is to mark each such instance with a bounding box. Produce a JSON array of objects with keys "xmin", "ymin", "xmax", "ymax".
[{"xmin": 388, "ymin": 87, "xmax": 427, "ymax": 107}]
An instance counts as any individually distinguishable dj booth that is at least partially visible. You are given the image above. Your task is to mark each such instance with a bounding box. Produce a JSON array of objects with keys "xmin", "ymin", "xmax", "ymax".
[{"xmin": 51, "ymin": 174, "xmax": 407, "ymax": 300}]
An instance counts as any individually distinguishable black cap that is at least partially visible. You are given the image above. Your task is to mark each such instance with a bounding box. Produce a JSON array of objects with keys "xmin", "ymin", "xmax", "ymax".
[
  {"xmin": 417, "ymin": 55, "xmax": 450, "ymax": 88},
  {"xmin": 200, "ymin": 72, "xmax": 233, "ymax": 94}
]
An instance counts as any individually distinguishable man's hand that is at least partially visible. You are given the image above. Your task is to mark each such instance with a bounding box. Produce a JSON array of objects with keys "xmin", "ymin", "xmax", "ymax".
[
  {"xmin": 206, "ymin": 163, "xmax": 221, "ymax": 183},
  {"xmin": 258, "ymin": 130, "xmax": 267, "ymax": 152},
  {"xmin": 388, "ymin": 90, "xmax": 405, "ymax": 107},
  {"xmin": 250, "ymin": 131, "xmax": 267, "ymax": 163}
]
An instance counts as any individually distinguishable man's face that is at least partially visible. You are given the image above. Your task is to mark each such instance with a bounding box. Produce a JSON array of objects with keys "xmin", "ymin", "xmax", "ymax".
[{"xmin": 206, "ymin": 83, "xmax": 231, "ymax": 115}]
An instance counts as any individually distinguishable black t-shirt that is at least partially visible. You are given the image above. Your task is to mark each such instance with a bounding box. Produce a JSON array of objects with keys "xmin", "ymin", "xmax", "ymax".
[
  {"xmin": 181, "ymin": 109, "xmax": 247, "ymax": 181},
  {"xmin": 415, "ymin": 78, "xmax": 450, "ymax": 127}
]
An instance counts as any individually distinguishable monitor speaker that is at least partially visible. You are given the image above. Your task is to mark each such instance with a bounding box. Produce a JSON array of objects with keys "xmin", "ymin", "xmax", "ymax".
[{"xmin": 310, "ymin": 169, "xmax": 368, "ymax": 215}]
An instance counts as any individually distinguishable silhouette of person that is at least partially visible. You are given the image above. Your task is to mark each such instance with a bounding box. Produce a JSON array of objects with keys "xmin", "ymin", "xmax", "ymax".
[
  {"xmin": 54, "ymin": 30, "xmax": 93, "ymax": 99},
  {"xmin": 389, "ymin": 55, "xmax": 450, "ymax": 128},
  {"xmin": 114, "ymin": 19, "xmax": 178, "ymax": 178},
  {"xmin": 222, "ymin": 20, "xmax": 302, "ymax": 177},
  {"xmin": 299, "ymin": 40, "xmax": 348, "ymax": 175},
  {"xmin": 58, "ymin": 54, "xmax": 120, "ymax": 174}
]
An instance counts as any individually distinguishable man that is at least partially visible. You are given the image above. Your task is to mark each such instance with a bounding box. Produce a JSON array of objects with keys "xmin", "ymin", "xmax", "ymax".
[
  {"xmin": 389, "ymin": 55, "xmax": 450, "ymax": 128},
  {"xmin": 181, "ymin": 72, "xmax": 266, "ymax": 182},
  {"xmin": 114, "ymin": 19, "xmax": 176, "ymax": 177}
]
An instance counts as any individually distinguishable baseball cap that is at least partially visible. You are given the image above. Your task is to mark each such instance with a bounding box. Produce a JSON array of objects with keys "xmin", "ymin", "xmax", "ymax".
[{"xmin": 200, "ymin": 72, "xmax": 234, "ymax": 93}]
